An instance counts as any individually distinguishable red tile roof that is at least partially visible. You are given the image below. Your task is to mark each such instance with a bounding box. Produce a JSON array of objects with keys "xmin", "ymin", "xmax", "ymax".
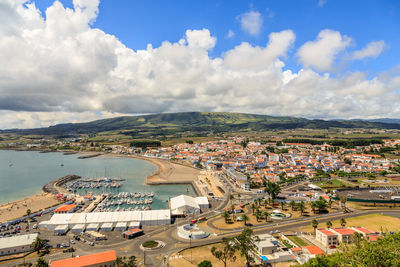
[
  {"xmin": 318, "ymin": 229, "xmax": 336, "ymax": 236},
  {"xmin": 51, "ymin": 250, "xmax": 116, "ymax": 267},
  {"xmin": 354, "ymin": 227, "xmax": 374, "ymax": 234},
  {"xmin": 303, "ymin": 246, "xmax": 324, "ymax": 255},
  {"xmin": 332, "ymin": 228, "xmax": 356, "ymax": 235},
  {"xmin": 54, "ymin": 204, "xmax": 76, "ymax": 213}
]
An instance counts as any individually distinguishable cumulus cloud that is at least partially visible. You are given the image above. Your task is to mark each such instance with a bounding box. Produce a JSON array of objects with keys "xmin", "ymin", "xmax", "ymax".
[
  {"xmin": 318, "ymin": 0, "xmax": 327, "ymax": 7},
  {"xmin": 236, "ymin": 10, "xmax": 263, "ymax": 36},
  {"xmin": 226, "ymin": 30, "xmax": 235, "ymax": 39},
  {"xmin": 0, "ymin": 1, "xmax": 399, "ymax": 129},
  {"xmin": 297, "ymin": 29, "xmax": 351, "ymax": 71},
  {"xmin": 352, "ymin": 41, "xmax": 386, "ymax": 60}
]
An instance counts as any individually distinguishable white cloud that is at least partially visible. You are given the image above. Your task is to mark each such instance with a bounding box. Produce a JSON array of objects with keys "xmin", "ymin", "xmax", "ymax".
[
  {"xmin": 0, "ymin": 1, "xmax": 399, "ymax": 129},
  {"xmin": 352, "ymin": 40, "xmax": 386, "ymax": 60},
  {"xmin": 237, "ymin": 10, "xmax": 263, "ymax": 36},
  {"xmin": 226, "ymin": 30, "xmax": 235, "ymax": 39},
  {"xmin": 318, "ymin": 0, "xmax": 327, "ymax": 7},
  {"xmin": 297, "ymin": 29, "xmax": 351, "ymax": 71}
]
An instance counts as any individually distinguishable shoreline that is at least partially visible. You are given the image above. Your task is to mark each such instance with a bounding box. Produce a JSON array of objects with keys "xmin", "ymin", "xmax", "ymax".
[{"xmin": 0, "ymin": 150, "xmax": 203, "ymax": 222}]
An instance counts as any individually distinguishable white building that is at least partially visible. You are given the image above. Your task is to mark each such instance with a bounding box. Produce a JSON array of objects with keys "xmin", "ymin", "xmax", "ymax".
[
  {"xmin": 41, "ymin": 210, "xmax": 171, "ymax": 231},
  {"xmin": 170, "ymin": 195, "xmax": 209, "ymax": 216},
  {"xmin": 0, "ymin": 233, "xmax": 38, "ymax": 256}
]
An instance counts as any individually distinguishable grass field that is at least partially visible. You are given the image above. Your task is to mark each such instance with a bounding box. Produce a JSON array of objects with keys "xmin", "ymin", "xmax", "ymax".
[
  {"xmin": 301, "ymin": 213, "xmax": 400, "ymax": 233},
  {"xmin": 314, "ymin": 179, "xmax": 350, "ymax": 188},
  {"xmin": 286, "ymin": 235, "xmax": 311, "ymax": 246}
]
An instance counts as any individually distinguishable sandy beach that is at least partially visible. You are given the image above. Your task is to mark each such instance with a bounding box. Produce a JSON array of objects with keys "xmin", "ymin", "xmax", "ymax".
[
  {"xmin": 0, "ymin": 151, "xmax": 201, "ymax": 223},
  {"xmin": 0, "ymin": 193, "xmax": 59, "ymax": 223},
  {"xmin": 99, "ymin": 153, "xmax": 201, "ymax": 185}
]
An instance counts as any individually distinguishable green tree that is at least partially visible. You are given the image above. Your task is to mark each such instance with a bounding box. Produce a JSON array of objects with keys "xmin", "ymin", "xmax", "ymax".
[
  {"xmin": 32, "ymin": 236, "xmax": 44, "ymax": 254},
  {"xmin": 326, "ymin": 221, "xmax": 332, "ymax": 229},
  {"xmin": 298, "ymin": 201, "xmax": 306, "ymax": 215},
  {"xmin": 255, "ymin": 209, "xmax": 261, "ymax": 222},
  {"xmin": 289, "ymin": 200, "xmax": 296, "ymax": 211},
  {"xmin": 264, "ymin": 181, "xmax": 281, "ymax": 202},
  {"xmin": 280, "ymin": 201, "xmax": 285, "ymax": 210},
  {"xmin": 211, "ymin": 238, "xmax": 237, "ymax": 267},
  {"xmin": 263, "ymin": 211, "xmax": 269, "ymax": 222},
  {"xmin": 26, "ymin": 209, "xmax": 31, "ymax": 217},
  {"xmin": 311, "ymin": 219, "xmax": 319, "ymax": 235},
  {"xmin": 35, "ymin": 258, "xmax": 48, "ymax": 267},
  {"xmin": 234, "ymin": 228, "xmax": 260, "ymax": 267},
  {"xmin": 198, "ymin": 260, "xmax": 212, "ymax": 267},
  {"xmin": 242, "ymin": 214, "xmax": 249, "ymax": 226},
  {"xmin": 340, "ymin": 218, "xmax": 346, "ymax": 227},
  {"xmin": 222, "ymin": 211, "xmax": 230, "ymax": 224},
  {"xmin": 251, "ymin": 203, "xmax": 256, "ymax": 215}
]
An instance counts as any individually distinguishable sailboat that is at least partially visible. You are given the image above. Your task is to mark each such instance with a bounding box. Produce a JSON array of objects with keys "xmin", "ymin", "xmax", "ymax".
[
  {"xmin": 60, "ymin": 160, "xmax": 64, "ymax": 167},
  {"xmin": 8, "ymin": 160, "xmax": 13, "ymax": 167}
]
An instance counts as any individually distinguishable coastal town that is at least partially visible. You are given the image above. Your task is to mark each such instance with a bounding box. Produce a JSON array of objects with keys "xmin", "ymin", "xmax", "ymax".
[{"xmin": 2, "ymin": 134, "xmax": 400, "ymax": 266}]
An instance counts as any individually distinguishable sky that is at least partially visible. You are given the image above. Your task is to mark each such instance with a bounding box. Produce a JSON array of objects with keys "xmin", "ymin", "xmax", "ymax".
[{"xmin": 0, "ymin": 0, "xmax": 399, "ymax": 129}]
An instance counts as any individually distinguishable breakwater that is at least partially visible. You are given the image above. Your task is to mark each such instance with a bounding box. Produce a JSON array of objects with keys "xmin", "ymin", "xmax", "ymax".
[{"xmin": 42, "ymin": 174, "xmax": 81, "ymax": 194}]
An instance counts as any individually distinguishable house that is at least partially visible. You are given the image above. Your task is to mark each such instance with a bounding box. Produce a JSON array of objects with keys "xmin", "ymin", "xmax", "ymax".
[
  {"xmin": 51, "ymin": 250, "xmax": 117, "ymax": 267},
  {"xmin": 316, "ymin": 229, "xmax": 339, "ymax": 247},
  {"xmin": 330, "ymin": 228, "xmax": 356, "ymax": 243},
  {"xmin": 302, "ymin": 245, "xmax": 324, "ymax": 258},
  {"xmin": 54, "ymin": 204, "xmax": 77, "ymax": 214},
  {"xmin": 170, "ymin": 195, "xmax": 208, "ymax": 216}
]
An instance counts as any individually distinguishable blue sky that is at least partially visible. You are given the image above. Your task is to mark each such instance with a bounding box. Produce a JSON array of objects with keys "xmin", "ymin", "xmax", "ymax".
[
  {"xmin": 34, "ymin": 0, "xmax": 400, "ymax": 76},
  {"xmin": 0, "ymin": 0, "xmax": 400, "ymax": 128}
]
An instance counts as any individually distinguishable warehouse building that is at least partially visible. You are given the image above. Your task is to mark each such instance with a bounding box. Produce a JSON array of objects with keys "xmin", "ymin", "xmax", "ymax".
[
  {"xmin": 0, "ymin": 233, "xmax": 38, "ymax": 256},
  {"xmin": 41, "ymin": 210, "xmax": 171, "ymax": 231},
  {"xmin": 170, "ymin": 195, "xmax": 209, "ymax": 216}
]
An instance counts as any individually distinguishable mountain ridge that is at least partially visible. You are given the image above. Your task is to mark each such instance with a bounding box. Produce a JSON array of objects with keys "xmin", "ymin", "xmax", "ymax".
[{"xmin": 1, "ymin": 112, "xmax": 400, "ymax": 136}]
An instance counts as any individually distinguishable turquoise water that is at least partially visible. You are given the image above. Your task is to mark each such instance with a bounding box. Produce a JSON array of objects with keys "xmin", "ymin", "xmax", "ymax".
[{"xmin": 0, "ymin": 150, "xmax": 194, "ymax": 209}]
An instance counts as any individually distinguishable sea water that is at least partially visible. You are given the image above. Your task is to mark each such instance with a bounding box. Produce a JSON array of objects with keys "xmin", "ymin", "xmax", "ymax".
[{"xmin": 0, "ymin": 150, "xmax": 195, "ymax": 209}]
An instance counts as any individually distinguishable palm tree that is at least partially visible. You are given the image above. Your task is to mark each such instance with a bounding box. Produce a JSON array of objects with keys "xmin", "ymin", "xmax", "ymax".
[
  {"xmin": 340, "ymin": 218, "xmax": 346, "ymax": 227},
  {"xmin": 340, "ymin": 196, "xmax": 347, "ymax": 210},
  {"xmin": 222, "ymin": 211, "xmax": 230, "ymax": 224},
  {"xmin": 264, "ymin": 199, "xmax": 268, "ymax": 208},
  {"xmin": 26, "ymin": 209, "xmax": 31, "ymax": 217},
  {"xmin": 231, "ymin": 204, "xmax": 235, "ymax": 221},
  {"xmin": 264, "ymin": 181, "xmax": 281, "ymax": 202},
  {"xmin": 263, "ymin": 211, "xmax": 269, "ymax": 222},
  {"xmin": 311, "ymin": 202, "xmax": 317, "ymax": 214},
  {"xmin": 280, "ymin": 201, "xmax": 285, "ymax": 211},
  {"xmin": 311, "ymin": 219, "xmax": 319, "ymax": 236},
  {"xmin": 328, "ymin": 196, "xmax": 333, "ymax": 208},
  {"xmin": 298, "ymin": 201, "xmax": 306, "ymax": 215},
  {"xmin": 32, "ymin": 236, "xmax": 44, "ymax": 254},
  {"xmin": 242, "ymin": 214, "xmax": 249, "ymax": 226},
  {"xmin": 251, "ymin": 203, "xmax": 256, "ymax": 215},
  {"xmin": 255, "ymin": 209, "xmax": 261, "ymax": 222},
  {"xmin": 289, "ymin": 200, "xmax": 296, "ymax": 211},
  {"xmin": 326, "ymin": 221, "xmax": 332, "ymax": 229}
]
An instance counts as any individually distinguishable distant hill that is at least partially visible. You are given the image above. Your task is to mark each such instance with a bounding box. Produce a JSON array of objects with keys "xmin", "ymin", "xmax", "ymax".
[{"xmin": 2, "ymin": 112, "xmax": 400, "ymax": 136}]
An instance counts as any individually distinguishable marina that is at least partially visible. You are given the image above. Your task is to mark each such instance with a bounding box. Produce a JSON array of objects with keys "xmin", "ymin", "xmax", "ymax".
[{"xmin": 0, "ymin": 150, "xmax": 196, "ymax": 211}]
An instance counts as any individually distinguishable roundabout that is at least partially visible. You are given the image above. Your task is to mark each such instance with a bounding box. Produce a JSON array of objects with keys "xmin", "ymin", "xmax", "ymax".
[{"xmin": 140, "ymin": 240, "xmax": 166, "ymax": 251}]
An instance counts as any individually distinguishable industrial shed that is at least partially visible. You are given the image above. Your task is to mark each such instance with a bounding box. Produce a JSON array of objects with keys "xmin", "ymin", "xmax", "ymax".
[
  {"xmin": 0, "ymin": 234, "xmax": 38, "ymax": 256},
  {"xmin": 115, "ymin": 222, "xmax": 127, "ymax": 231},
  {"xmin": 54, "ymin": 225, "xmax": 69, "ymax": 235},
  {"xmin": 71, "ymin": 224, "xmax": 85, "ymax": 233},
  {"xmin": 86, "ymin": 223, "xmax": 100, "ymax": 232},
  {"xmin": 170, "ymin": 195, "xmax": 209, "ymax": 216},
  {"xmin": 100, "ymin": 223, "xmax": 114, "ymax": 232},
  {"xmin": 43, "ymin": 210, "xmax": 171, "ymax": 230}
]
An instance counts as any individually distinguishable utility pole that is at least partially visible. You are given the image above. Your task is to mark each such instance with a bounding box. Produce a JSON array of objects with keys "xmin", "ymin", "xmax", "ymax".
[{"xmin": 143, "ymin": 250, "xmax": 146, "ymax": 265}]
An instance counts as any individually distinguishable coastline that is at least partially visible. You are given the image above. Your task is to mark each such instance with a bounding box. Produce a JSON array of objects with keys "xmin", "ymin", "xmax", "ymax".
[
  {"xmin": 0, "ymin": 150, "xmax": 202, "ymax": 222},
  {"xmin": 99, "ymin": 153, "xmax": 202, "ymax": 195}
]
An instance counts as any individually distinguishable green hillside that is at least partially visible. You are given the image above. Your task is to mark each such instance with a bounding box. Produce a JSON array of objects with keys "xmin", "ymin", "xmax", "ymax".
[{"xmin": 2, "ymin": 112, "xmax": 400, "ymax": 137}]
